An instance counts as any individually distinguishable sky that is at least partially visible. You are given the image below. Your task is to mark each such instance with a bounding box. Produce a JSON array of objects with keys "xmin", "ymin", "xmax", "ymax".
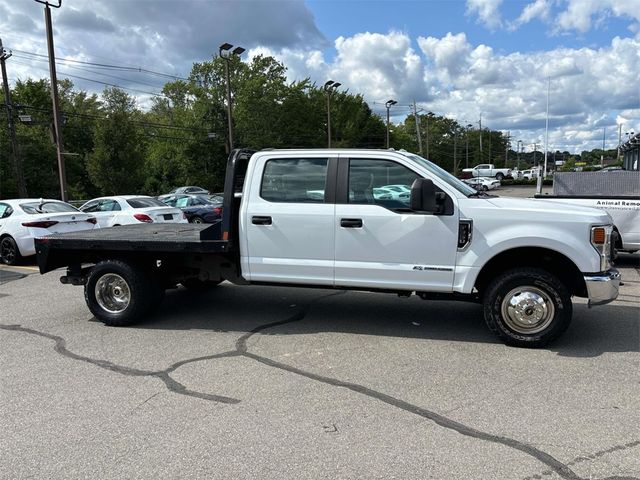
[{"xmin": 1, "ymin": 0, "xmax": 639, "ymax": 154}]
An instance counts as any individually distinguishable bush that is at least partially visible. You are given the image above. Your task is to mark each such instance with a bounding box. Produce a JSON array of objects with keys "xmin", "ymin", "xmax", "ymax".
[{"xmin": 502, "ymin": 178, "xmax": 553, "ymax": 186}]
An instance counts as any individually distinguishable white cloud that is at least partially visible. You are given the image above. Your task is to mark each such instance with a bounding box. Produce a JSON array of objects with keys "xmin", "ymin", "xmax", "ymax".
[
  {"xmin": 556, "ymin": 0, "xmax": 640, "ymax": 33},
  {"xmin": 262, "ymin": 31, "xmax": 639, "ymax": 152},
  {"xmin": 509, "ymin": 0, "xmax": 551, "ymax": 31},
  {"xmin": 466, "ymin": 0, "xmax": 504, "ymax": 29}
]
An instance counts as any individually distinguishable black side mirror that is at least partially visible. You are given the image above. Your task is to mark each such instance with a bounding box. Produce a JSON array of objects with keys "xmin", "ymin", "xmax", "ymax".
[{"xmin": 410, "ymin": 178, "xmax": 437, "ymax": 213}]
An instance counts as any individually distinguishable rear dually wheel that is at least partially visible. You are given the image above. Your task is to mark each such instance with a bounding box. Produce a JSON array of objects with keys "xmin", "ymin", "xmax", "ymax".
[{"xmin": 85, "ymin": 260, "xmax": 163, "ymax": 326}]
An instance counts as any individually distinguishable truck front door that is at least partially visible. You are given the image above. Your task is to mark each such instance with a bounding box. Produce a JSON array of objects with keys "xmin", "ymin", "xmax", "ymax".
[
  {"xmin": 334, "ymin": 157, "xmax": 458, "ymax": 292},
  {"xmin": 242, "ymin": 155, "xmax": 336, "ymax": 285}
]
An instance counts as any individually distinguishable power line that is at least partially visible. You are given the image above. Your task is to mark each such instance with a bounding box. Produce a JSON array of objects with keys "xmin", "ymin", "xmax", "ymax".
[
  {"xmin": 13, "ymin": 53, "xmax": 166, "ymax": 90},
  {"xmin": 12, "ymin": 48, "xmax": 189, "ymax": 81},
  {"xmin": 10, "ymin": 58, "xmax": 168, "ymax": 98}
]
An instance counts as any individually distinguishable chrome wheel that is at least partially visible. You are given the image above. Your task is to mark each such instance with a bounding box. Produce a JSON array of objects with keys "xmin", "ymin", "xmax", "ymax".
[
  {"xmin": 191, "ymin": 216, "xmax": 203, "ymax": 224},
  {"xmin": 500, "ymin": 286, "xmax": 555, "ymax": 334},
  {"xmin": 95, "ymin": 273, "xmax": 131, "ymax": 313}
]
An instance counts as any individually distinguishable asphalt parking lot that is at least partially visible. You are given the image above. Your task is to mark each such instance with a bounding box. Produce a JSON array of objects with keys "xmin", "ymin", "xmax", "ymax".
[{"xmin": 1, "ymin": 251, "xmax": 638, "ymax": 480}]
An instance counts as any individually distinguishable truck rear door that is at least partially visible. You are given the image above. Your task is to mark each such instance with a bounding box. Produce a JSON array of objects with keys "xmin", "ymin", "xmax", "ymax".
[{"xmin": 241, "ymin": 153, "xmax": 336, "ymax": 285}]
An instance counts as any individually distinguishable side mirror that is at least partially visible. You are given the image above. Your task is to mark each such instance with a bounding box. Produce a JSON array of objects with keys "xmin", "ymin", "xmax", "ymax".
[{"xmin": 410, "ymin": 178, "xmax": 437, "ymax": 213}]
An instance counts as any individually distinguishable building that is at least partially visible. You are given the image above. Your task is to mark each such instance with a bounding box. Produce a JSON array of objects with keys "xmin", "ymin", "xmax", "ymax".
[{"xmin": 621, "ymin": 132, "xmax": 639, "ymax": 171}]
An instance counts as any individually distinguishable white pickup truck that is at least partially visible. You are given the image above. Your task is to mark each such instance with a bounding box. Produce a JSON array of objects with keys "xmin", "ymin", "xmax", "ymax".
[
  {"xmin": 462, "ymin": 163, "xmax": 512, "ymax": 180},
  {"xmin": 36, "ymin": 149, "xmax": 620, "ymax": 348}
]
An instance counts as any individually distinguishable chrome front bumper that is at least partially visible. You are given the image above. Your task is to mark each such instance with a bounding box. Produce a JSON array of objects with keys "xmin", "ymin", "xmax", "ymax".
[{"xmin": 584, "ymin": 269, "xmax": 621, "ymax": 307}]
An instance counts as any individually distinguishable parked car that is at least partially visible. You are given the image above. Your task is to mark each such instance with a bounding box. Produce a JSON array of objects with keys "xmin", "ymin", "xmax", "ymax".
[
  {"xmin": 463, "ymin": 177, "xmax": 501, "ymax": 191},
  {"xmin": 158, "ymin": 186, "xmax": 210, "ymax": 201},
  {"xmin": 521, "ymin": 169, "xmax": 539, "ymax": 180},
  {"xmin": 160, "ymin": 194, "xmax": 222, "ymax": 223},
  {"xmin": 599, "ymin": 166, "xmax": 624, "ymax": 172},
  {"xmin": 379, "ymin": 184, "xmax": 411, "ymax": 200},
  {"xmin": 79, "ymin": 196, "xmax": 187, "ymax": 228},
  {"xmin": 0, "ymin": 199, "xmax": 97, "ymax": 265}
]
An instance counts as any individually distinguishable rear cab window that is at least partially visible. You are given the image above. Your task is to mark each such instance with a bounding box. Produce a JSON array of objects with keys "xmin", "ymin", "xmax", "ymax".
[{"xmin": 260, "ymin": 158, "xmax": 329, "ymax": 203}]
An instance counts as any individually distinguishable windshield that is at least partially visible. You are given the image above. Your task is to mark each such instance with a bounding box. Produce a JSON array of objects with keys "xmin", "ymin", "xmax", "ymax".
[
  {"xmin": 20, "ymin": 201, "xmax": 79, "ymax": 214},
  {"xmin": 401, "ymin": 152, "xmax": 477, "ymax": 196}
]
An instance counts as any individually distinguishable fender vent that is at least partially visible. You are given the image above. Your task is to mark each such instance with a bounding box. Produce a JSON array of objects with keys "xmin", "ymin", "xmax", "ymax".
[{"xmin": 458, "ymin": 220, "xmax": 473, "ymax": 250}]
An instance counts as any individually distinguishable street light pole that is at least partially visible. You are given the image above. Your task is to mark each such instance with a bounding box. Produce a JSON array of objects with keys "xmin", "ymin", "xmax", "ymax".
[
  {"xmin": 385, "ymin": 99, "xmax": 397, "ymax": 148},
  {"xmin": 219, "ymin": 43, "xmax": 245, "ymax": 152},
  {"xmin": 324, "ymin": 80, "xmax": 341, "ymax": 148}
]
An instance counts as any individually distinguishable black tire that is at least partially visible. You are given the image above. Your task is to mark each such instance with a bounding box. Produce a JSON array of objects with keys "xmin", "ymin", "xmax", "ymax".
[
  {"xmin": 481, "ymin": 185, "xmax": 488, "ymax": 191},
  {"xmin": 483, "ymin": 268, "xmax": 572, "ymax": 348},
  {"xmin": 85, "ymin": 260, "xmax": 160, "ymax": 326},
  {"xmin": 610, "ymin": 229, "xmax": 620, "ymax": 263},
  {"xmin": 181, "ymin": 278, "xmax": 222, "ymax": 291},
  {"xmin": 190, "ymin": 216, "xmax": 204, "ymax": 224},
  {"xmin": 0, "ymin": 236, "xmax": 22, "ymax": 266},
  {"xmin": 496, "ymin": 172, "xmax": 504, "ymax": 180}
]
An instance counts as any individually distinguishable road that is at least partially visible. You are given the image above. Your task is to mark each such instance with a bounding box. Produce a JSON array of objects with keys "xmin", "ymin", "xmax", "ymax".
[{"xmin": 1, "ymin": 254, "xmax": 638, "ymax": 480}]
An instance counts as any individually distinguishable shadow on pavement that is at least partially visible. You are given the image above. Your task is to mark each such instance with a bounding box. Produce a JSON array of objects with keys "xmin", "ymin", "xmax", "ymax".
[{"xmin": 126, "ymin": 276, "xmax": 639, "ymax": 358}]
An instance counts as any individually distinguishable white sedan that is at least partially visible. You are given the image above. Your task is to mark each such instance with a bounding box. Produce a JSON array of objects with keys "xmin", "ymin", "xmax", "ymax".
[
  {"xmin": 463, "ymin": 177, "xmax": 501, "ymax": 191},
  {"xmin": 79, "ymin": 195, "xmax": 187, "ymax": 228},
  {"xmin": 0, "ymin": 199, "xmax": 98, "ymax": 265}
]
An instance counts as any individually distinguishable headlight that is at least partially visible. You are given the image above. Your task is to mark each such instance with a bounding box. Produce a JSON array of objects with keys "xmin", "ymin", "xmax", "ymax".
[{"xmin": 590, "ymin": 225, "xmax": 613, "ymax": 272}]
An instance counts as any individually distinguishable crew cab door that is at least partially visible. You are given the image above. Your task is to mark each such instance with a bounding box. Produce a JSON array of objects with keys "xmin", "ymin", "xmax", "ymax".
[
  {"xmin": 334, "ymin": 156, "xmax": 458, "ymax": 292},
  {"xmin": 242, "ymin": 155, "xmax": 336, "ymax": 285},
  {"xmin": 475, "ymin": 164, "xmax": 492, "ymax": 176}
]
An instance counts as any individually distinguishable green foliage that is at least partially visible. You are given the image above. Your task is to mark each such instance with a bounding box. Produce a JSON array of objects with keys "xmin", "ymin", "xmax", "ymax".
[{"xmin": 87, "ymin": 87, "xmax": 146, "ymax": 194}]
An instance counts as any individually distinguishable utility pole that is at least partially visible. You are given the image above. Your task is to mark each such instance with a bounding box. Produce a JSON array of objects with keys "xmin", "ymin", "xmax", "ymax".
[
  {"xmin": 36, "ymin": 0, "xmax": 67, "ymax": 201},
  {"xmin": 505, "ymin": 131, "xmax": 510, "ymax": 168},
  {"xmin": 478, "ymin": 113, "xmax": 483, "ymax": 157},
  {"xmin": 0, "ymin": 38, "xmax": 27, "ymax": 197},
  {"xmin": 533, "ymin": 142, "xmax": 537, "ymax": 168},
  {"xmin": 601, "ymin": 126, "xmax": 606, "ymax": 167},
  {"xmin": 617, "ymin": 123, "xmax": 622, "ymax": 162},
  {"xmin": 425, "ymin": 112, "xmax": 430, "ymax": 160},
  {"xmin": 413, "ymin": 100, "xmax": 423, "ymax": 156},
  {"xmin": 453, "ymin": 130, "xmax": 458, "ymax": 176}
]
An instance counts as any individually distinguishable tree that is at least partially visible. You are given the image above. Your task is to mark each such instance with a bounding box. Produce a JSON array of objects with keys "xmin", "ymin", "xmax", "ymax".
[{"xmin": 88, "ymin": 87, "xmax": 145, "ymax": 195}]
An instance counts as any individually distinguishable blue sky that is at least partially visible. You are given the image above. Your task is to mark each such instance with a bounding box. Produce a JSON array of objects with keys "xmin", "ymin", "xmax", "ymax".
[{"xmin": 1, "ymin": 0, "xmax": 639, "ymax": 153}]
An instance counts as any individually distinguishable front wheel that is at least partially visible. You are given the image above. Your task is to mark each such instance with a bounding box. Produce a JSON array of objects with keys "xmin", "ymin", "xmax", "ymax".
[
  {"xmin": 483, "ymin": 268, "xmax": 572, "ymax": 348},
  {"xmin": 85, "ymin": 260, "xmax": 163, "ymax": 326},
  {"xmin": 495, "ymin": 172, "xmax": 504, "ymax": 180}
]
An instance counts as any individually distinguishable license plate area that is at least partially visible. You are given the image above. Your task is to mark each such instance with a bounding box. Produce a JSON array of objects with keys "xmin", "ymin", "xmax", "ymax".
[{"xmin": 163, "ymin": 214, "xmax": 173, "ymax": 220}]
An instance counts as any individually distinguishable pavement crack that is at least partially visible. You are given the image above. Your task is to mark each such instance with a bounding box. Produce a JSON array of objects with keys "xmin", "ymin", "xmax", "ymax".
[
  {"xmin": 0, "ymin": 324, "xmax": 240, "ymax": 405},
  {"xmin": 523, "ymin": 441, "xmax": 640, "ymax": 480}
]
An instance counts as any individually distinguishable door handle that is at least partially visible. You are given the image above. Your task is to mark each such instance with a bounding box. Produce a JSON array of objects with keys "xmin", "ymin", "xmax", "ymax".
[
  {"xmin": 252, "ymin": 216, "xmax": 272, "ymax": 225},
  {"xmin": 340, "ymin": 218, "xmax": 363, "ymax": 228}
]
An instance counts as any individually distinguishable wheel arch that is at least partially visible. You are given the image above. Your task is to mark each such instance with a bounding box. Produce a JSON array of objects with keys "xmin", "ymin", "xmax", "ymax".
[{"xmin": 474, "ymin": 246, "xmax": 587, "ymax": 298}]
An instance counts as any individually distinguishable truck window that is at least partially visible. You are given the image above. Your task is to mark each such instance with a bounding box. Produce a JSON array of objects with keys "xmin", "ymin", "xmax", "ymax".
[
  {"xmin": 261, "ymin": 158, "xmax": 328, "ymax": 203},
  {"xmin": 348, "ymin": 159, "xmax": 418, "ymax": 208}
]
